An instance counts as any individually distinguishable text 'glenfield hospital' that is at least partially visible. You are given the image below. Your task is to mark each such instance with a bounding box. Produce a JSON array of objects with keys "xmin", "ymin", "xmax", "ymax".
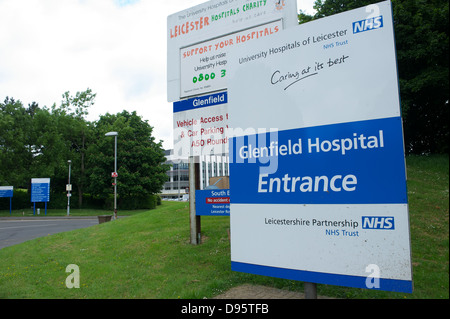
[{"xmin": 239, "ymin": 130, "xmax": 384, "ymax": 159}]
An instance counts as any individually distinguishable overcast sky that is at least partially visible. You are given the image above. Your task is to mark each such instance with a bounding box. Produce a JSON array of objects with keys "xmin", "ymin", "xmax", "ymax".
[{"xmin": 0, "ymin": 0, "xmax": 316, "ymax": 149}]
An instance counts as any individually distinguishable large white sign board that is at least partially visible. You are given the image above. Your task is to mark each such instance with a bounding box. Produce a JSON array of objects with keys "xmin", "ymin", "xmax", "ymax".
[
  {"xmin": 167, "ymin": 0, "xmax": 298, "ymax": 102},
  {"xmin": 228, "ymin": 1, "xmax": 413, "ymax": 293},
  {"xmin": 169, "ymin": 0, "xmax": 298, "ymax": 157},
  {"xmin": 180, "ymin": 20, "xmax": 283, "ymax": 98}
]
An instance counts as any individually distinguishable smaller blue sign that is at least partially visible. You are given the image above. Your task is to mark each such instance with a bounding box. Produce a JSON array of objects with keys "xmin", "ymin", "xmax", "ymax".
[
  {"xmin": 31, "ymin": 178, "xmax": 50, "ymax": 203},
  {"xmin": 0, "ymin": 186, "xmax": 13, "ymax": 198},
  {"xmin": 195, "ymin": 189, "xmax": 230, "ymax": 216},
  {"xmin": 174, "ymin": 91, "xmax": 227, "ymax": 113},
  {"xmin": 352, "ymin": 15, "xmax": 383, "ymax": 34},
  {"xmin": 362, "ymin": 216, "xmax": 395, "ymax": 230}
]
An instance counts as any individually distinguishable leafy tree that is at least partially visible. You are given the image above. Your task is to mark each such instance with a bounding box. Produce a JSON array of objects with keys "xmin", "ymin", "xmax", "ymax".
[
  {"xmin": 2, "ymin": 89, "xmax": 169, "ymax": 210},
  {"xmin": 1, "ymin": 89, "xmax": 95, "ymax": 206},
  {"xmin": 0, "ymin": 97, "xmax": 33, "ymax": 187},
  {"xmin": 393, "ymin": 0, "xmax": 449, "ymax": 154},
  {"xmin": 0, "ymin": 98, "xmax": 66, "ymax": 190},
  {"xmin": 60, "ymin": 88, "xmax": 95, "ymax": 118},
  {"xmin": 298, "ymin": 0, "xmax": 449, "ymax": 154},
  {"xmin": 28, "ymin": 106, "xmax": 66, "ymax": 179},
  {"xmin": 52, "ymin": 88, "xmax": 96, "ymax": 206},
  {"xmin": 86, "ymin": 111, "xmax": 169, "ymax": 207},
  {"xmin": 298, "ymin": 9, "xmax": 315, "ymax": 24},
  {"xmin": 27, "ymin": 101, "xmax": 39, "ymax": 118}
]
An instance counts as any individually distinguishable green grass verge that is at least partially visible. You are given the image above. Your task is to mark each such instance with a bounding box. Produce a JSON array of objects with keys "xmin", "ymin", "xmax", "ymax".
[
  {"xmin": 0, "ymin": 208, "xmax": 149, "ymax": 217},
  {"xmin": 0, "ymin": 155, "xmax": 448, "ymax": 299}
]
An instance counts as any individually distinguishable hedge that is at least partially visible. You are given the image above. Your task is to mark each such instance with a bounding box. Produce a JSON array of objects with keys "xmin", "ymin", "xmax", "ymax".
[{"xmin": 0, "ymin": 189, "xmax": 162, "ymax": 211}]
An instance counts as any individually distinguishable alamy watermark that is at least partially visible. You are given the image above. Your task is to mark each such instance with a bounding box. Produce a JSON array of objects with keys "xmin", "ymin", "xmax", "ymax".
[
  {"xmin": 65, "ymin": 264, "xmax": 80, "ymax": 289},
  {"xmin": 365, "ymin": 264, "xmax": 380, "ymax": 289}
]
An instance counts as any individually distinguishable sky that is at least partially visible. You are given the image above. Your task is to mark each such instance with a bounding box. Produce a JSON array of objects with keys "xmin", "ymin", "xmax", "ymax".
[{"xmin": 0, "ymin": 0, "xmax": 316, "ymax": 149}]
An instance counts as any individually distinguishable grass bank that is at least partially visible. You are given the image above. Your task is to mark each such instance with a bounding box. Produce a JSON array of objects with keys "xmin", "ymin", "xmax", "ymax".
[
  {"xmin": 0, "ymin": 155, "xmax": 448, "ymax": 299},
  {"xmin": 0, "ymin": 208, "xmax": 150, "ymax": 217}
]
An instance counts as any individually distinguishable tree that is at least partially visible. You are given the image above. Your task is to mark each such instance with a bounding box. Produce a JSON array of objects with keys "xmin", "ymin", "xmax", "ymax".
[
  {"xmin": 28, "ymin": 106, "xmax": 67, "ymax": 180},
  {"xmin": 298, "ymin": 9, "xmax": 314, "ymax": 24},
  {"xmin": 298, "ymin": 0, "xmax": 449, "ymax": 154},
  {"xmin": 53, "ymin": 88, "xmax": 96, "ymax": 207},
  {"xmin": 392, "ymin": 0, "xmax": 449, "ymax": 154},
  {"xmin": 0, "ymin": 97, "xmax": 33, "ymax": 187},
  {"xmin": 311, "ymin": 0, "xmax": 377, "ymax": 18},
  {"xmin": 0, "ymin": 98, "xmax": 66, "ymax": 191},
  {"xmin": 86, "ymin": 111, "xmax": 169, "ymax": 207},
  {"xmin": 1, "ymin": 90, "xmax": 95, "ymax": 206},
  {"xmin": 2, "ymin": 89, "xmax": 169, "ymax": 210}
]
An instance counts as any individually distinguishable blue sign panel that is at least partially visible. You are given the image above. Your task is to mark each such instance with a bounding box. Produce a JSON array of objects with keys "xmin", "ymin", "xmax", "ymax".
[
  {"xmin": 229, "ymin": 117, "xmax": 407, "ymax": 205},
  {"xmin": 353, "ymin": 15, "xmax": 383, "ymax": 34},
  {"xmin": 0, "ymin": 186, "xmax": 13, "ymax": 198},
  {"xmin": 0, "ymin": 186, "xmax": 14, "ymax": 215},
  {"xmin": 173, "ymin": 91, "xmax": 227, "ymax": 113},
  {"xmin": 195, "ymin": 189, "xmax": 230, "ymax": 216},
  {"xmin": 31, "ymin": 178, "xmax": 50, "ymax": 203}
]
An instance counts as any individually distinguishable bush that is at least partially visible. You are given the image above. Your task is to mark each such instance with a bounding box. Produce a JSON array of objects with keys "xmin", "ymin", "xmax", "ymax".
[
  {"xmin": 156, "ymin": 194, "xmax": 162, "ymax": 206},
  {"xmin": 1, "ymin": 190, "xmax": 161, "ymax": 211},
  {"xmin": 48, "ymin": 192, "xmax": 68, "ymax": 209},
  {"xmin": 102, "ymin": 194, "xmax": 159, "ymax": 210},
  {"xmin": 81, "ymin": 194, "xmax": 106, "ymax": 209}
]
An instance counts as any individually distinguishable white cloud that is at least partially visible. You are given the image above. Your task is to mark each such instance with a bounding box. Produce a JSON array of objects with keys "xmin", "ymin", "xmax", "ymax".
[
  {"xmin": 0, "ymin": 0, "xmax": 314, "ymax": 149},
  {"xmin": 298, "ymin": 0, "xmax": 317, "ymax": 15}
]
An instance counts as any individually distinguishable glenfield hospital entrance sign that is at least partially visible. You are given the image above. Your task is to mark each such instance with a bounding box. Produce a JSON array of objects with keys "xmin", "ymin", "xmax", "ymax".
[{"xmin": 227, "ymin": 1, "xmax": 413, "ymax": 293}]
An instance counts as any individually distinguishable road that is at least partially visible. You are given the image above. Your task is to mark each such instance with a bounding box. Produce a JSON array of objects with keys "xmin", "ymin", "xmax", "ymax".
[{"xmin": 0, "ymin": 217, "xmax": 100, "ymax": 249}]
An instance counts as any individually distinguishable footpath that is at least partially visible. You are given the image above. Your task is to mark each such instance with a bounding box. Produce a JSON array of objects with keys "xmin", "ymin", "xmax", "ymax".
[{"xmin": 214, "ymin": 284, "xmax": 334, "ymax": 299}]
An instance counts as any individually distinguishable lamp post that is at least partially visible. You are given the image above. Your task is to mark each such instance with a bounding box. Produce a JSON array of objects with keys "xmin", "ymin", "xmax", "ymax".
[
  {"xmin": 105, "ymin": 131, "xmax": 118, "ymax": 220},
  {"xmin": 67, "ymin": 160, "xmax": 71, "ymax": 216}
]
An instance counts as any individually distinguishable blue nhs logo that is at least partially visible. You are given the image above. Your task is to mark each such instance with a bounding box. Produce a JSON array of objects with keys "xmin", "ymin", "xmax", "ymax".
[
  {"xmin": 353, "ymin": 16, "xmax": 383, "ymax": 33},
  {"xmin": 362, "ymin": 216, "xmax": 395, "ymax": 230}
]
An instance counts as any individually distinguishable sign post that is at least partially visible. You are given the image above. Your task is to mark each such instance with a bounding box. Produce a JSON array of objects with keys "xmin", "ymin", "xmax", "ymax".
[
  {"xmin": 189, "ymin": 156, "xmax": 201, "ymax": 244},
  {"xmin": 31, "ymin": 178, "xmax": 50, "ymax": 215},
  {"xmin": 67, "ymin": 159, "xmax": 72, "ymax": 216},
  {"xmin": 228, "ymin": 1, "xmax": 413, "ymax": 293},
  {"xmin": 105, "ymin": 131, "xmax": 119, "ymax": 220},
  {"xmin": 0, "ymin": 186, "xmax": 13, "ymax": 215}
]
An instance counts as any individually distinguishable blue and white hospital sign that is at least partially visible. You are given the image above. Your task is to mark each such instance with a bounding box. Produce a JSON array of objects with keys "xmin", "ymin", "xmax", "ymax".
[
  {"xmin": 0, "ymin": 186, "xmax": 13, "ymax": 198},
  {"xmin": 31, "ymin": 178, "xmax": 50, "ymax": 203},
  {"xmin": 0, "ymin": 186, "xmax": 14, "ymax": 215},
  {"xmin": 228, "ymin": 1, "xmax": 413, "ymax": 293}
]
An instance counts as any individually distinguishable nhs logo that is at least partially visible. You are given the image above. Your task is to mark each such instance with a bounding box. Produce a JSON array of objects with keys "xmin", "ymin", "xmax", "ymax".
[
  {"xmin": 362, "ymin": 216, "xmax": 395, "ymax": 230},
  {"xmin": 353, "ymin": 16, "xmax": 383, "ymax": 33}
]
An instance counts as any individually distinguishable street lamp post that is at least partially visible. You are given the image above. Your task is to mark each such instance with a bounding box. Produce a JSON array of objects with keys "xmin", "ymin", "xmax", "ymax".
[
  {"xmin": 105, "ymin": 132, "xmax": 118, "ymax": 220},
  {"xmin": 67, "ymin": 160, "xmax": 71, "ymax": 216}
]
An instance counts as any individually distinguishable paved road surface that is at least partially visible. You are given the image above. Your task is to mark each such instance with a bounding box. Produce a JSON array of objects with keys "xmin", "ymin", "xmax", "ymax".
[{"xmin": 0, "ymin": 217, "xmax": 99, "ymax": 249}]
